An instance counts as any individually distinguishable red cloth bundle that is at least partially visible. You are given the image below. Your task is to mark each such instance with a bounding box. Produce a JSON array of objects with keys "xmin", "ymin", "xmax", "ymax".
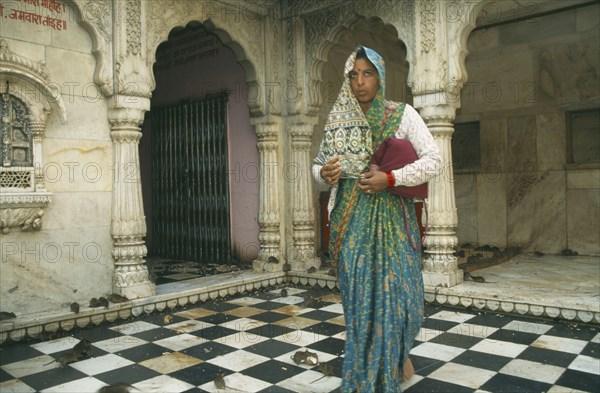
[{"xmin": 371, "ymin": 137, "xmax": 428, "ymax": 199}]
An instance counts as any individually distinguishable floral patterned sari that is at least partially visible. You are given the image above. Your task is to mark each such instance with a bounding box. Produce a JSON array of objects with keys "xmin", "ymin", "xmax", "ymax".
[{"xmin": 324, "ymin": 47, "xmax": 424, "ymax": 393}]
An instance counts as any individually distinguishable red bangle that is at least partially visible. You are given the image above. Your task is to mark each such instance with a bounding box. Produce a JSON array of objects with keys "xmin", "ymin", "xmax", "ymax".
[{"xmin": 386, "ymin": 171, "xmax": 395, "ymax": 187}]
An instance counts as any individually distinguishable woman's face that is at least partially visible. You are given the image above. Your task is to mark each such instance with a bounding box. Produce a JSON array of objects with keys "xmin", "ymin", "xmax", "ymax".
[{"xmin": 348, "ymin": 58, "xmax": 379, "ymax": 111}]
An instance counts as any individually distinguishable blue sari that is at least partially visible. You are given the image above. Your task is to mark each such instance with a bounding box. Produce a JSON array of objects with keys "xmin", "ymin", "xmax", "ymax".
[{"xmin": 326, "ymin": 48, "xmax": 424, "ymax": 393}]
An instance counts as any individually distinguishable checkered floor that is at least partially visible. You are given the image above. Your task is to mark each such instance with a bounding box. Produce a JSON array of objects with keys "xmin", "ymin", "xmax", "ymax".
[{"xmin": 1, "ymin": 286, "xmax": 599, "ymax": 393}]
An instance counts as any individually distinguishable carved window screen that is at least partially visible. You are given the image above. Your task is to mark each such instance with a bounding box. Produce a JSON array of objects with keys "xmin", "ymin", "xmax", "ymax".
[
  {"xmin": 0, "ymin": 93, "xmax": 34, "ymax": 191},
  {"xmin": 0, "ymin": 39, "xmax": 58, "ymax": 233}
]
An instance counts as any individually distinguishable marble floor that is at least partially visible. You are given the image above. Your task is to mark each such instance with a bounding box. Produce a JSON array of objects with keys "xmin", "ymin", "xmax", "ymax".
[
  {"xmin": 428, "ymin": 254, "xmax": 600, "ymax": 323},
  {"xmin": 1, "ymin": 254, "xmax": 599, "ymax": 392},
  {"xmin": 1, "ymin": 283, "xmax": 599, "ymax": 392}
]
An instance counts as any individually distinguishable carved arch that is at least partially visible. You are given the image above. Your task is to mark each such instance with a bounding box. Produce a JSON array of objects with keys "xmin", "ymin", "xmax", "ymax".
[
  {"xmin": 146, "ymin": 16, "xmax": 263, "ymax": 116},
  {"xmin": 448, "ymin": 0, "xmax": 495, "ymax": 88},
  {"xmin": 307, "ymin": 14, "xmax": 413, "ymax": 114}
]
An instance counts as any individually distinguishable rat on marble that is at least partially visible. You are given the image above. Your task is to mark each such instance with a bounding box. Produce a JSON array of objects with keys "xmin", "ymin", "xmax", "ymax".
[
  {"xmin": 97, "ymin": 383, "xmax": 140, "ymax": 393},
  {"xmin": 311, "ymin": 361, "xmax": 335, "ymax": 383},
  {"xmin": 213, "ymin": 373, "xmax": 247, "ymax": 391},
  {"xmin": 291, "ymin": 349, "xmax": 319, "ymax": 366}
]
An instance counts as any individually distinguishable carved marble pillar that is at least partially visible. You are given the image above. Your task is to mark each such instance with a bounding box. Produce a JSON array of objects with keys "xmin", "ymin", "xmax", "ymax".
[
  {"xmin": 416, "ymin": 103, "xmax": 463, "ymax": 288},
  {"xmin": 108, "ymin": 98, "xmax": 155, "ymax": 298},
  {"xmin": 252, "ymin": 122, "xmax": 282, "ymax": 271},
  {"xmin": 289, "ymin": 123, "xmax": 319, "ymax": 270},
  {"xmin": 30, "ymin": 121, "xmax": 46, "ymax": 192},
  {"xmin": 409, "ymin": 0, "xmax": 463, "ymax": 287}
]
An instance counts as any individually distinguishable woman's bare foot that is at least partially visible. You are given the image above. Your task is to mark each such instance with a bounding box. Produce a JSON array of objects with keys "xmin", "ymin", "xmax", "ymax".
[{"xmin": 402, "ymin": 357, "xmax": 415, "ymax": 380}]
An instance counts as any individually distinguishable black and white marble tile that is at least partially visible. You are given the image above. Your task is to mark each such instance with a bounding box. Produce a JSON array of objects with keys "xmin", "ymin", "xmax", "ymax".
[{"xmin": 1, "ymin": 285, "xmax": 598, "ymax": 393}]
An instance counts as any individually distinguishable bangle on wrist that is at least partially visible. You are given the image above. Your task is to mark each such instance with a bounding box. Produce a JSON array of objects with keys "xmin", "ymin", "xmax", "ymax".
[{"xmin": 386, "ymin": 171, "xmax": 395, "ymax": 187}]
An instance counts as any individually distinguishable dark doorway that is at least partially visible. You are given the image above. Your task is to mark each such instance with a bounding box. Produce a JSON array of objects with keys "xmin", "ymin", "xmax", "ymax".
[
  {"xmin": 149, "ymin": 93, "xmax": 231, "ymax": 263},
  {"xmin": 141, "ymin": 23, "xmax": 260, "ymax": 279}
]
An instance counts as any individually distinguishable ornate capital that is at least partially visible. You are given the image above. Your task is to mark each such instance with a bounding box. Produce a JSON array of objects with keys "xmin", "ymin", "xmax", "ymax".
[
  {"xmin": 290, "ymin": 123, "xmax": 313, "ymax": 140},
  {"xmin": 29, "ymin": 122, "xmax": 46, "ymax": 138},
  {"xmin": 108, "ymin": 96, "xmax": 150, "ymax": 128},
  {"xmin": 254, "ymin": 122, "xmax": 279, "ymax": 140},
  {"xmin": 115, "ymin": 53, "xmax": 153, "ymax": 99},
  {"xmin": 412, "ymin": 101, "xmax": 458, "ymax": 123},
  {"xmin": 110, "ymin": 130, "xmax": 143, "ymax": 144},
  {"xmin": 290, "ymin": 124, "xmax": 313, "ymax": 151}
]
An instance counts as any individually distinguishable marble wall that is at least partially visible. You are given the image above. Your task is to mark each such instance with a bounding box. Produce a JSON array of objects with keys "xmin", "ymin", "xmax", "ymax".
[
  {"xmin": 0, "ymin": 1, "xmax": 114, "ymax": 315},
  {"xmin": 455, "ymin": 3, "xmax": 600, "ymax": 255},
  {"xmin": 567, "ymin": 169, "xmax": 600, "ymax": 255}
]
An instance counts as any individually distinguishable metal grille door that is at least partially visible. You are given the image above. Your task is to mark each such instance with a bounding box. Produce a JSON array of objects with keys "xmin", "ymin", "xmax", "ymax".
[{"xmin": 151, "ymin": 93, "xmax": 231, "ymax": 263}]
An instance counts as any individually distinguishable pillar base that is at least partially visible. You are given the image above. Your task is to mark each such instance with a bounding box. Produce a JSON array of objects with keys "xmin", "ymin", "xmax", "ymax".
[
  {"xmin": 113, "ymin": 264, "xmax": 156, "ymax": 299},
  {"xmin": 422, "ymin": 269, "xmax": 464, "ymax": 288},
  {"xmin": 290, "ymin": 257, "xmax": 320, "ymax": 272},
  {"xmin": 252, "ymin": 258, "xmax": 285, "ymax": 272},
  {"xmin": 114, "ymin": 282, "xmax": 155, "ymax": 299}
]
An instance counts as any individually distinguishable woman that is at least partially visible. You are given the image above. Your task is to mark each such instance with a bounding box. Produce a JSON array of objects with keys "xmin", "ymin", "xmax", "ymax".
[{"xmin": 312, "ymin": 46, "xmax": 442, "ymax": 392}]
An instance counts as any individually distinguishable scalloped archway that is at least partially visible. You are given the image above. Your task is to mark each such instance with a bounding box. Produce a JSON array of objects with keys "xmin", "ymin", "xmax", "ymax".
[
  {"xmin": 142, "ymin": 21, "xmax": 261, "ymax": 266},
  {"xmin": 308, "ymin": 15, "xmax": 414, "ymax": 114},
  {"xmin": 148, "ymin": 18, "xmax": 262, "ymax": 117}
]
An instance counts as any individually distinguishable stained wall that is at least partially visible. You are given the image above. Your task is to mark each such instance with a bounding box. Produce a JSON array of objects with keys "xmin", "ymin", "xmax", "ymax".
[
  {"xmin": 0, "ymin": 0, "xmax": 113, "ymax": 314},
  {"xmin": 454, "ymin": 3, "xmax": 600, "ymax": 254}
]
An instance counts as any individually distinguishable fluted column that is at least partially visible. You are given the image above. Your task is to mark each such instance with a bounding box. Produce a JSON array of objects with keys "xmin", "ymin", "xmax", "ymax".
[
  {"xmin": 30, "ymin": 121, "xmax": 46, "ymax": 192},
  {"xmin": 108, "ymin": 97, "xmax": 155, "ymax": 298},
  {"xmin": 252, "ymin": 122, "xmax": 282, "ymax": 271},
  {"xmin": 289, "ymin": 123, "xmax": 320, "ymax": 270},
  {"xmin": 416, "ymin": 102, "xmax": 463, "ymax": 288}
]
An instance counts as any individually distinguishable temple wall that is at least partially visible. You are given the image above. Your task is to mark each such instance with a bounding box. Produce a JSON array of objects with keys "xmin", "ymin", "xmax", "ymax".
[
  {"xmin": 454, "ymin": 3, "xmax": 600, "ymax": 255},
  {"xmin": 0, "ymin": 0, "xmax": 113, "ymax": 315},
  {"xmin": 1, "ymin": 0, "xmax": 598, "ymax": 320}
]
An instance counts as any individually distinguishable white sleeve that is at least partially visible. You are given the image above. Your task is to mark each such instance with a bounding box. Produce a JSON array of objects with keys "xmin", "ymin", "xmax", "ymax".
[
  {"xmin": 390, "ymin": 104, "xmax": 443, "ymax": 186},
  {"xmin": 312, "ymin": 163, "xmax": 326, "ymax": 184}
]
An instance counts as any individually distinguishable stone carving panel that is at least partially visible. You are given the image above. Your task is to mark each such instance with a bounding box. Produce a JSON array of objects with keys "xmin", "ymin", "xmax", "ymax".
[
  {"xmin": 126, "ymin": 0, "xmax": 142, "ymax": 56},
  {"xmin": 0, "ymin": 198, "xmax": 49, "ymax": 233},
  {"xmin": 418, "ymin": 0, "xmax": 436, "ymax": 54}
]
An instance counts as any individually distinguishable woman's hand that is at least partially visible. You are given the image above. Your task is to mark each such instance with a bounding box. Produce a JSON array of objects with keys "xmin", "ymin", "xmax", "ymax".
[
  {"xmin": 358, "ymin": 171, "xmax": 389, "ymax": 194},
  {"xmin": 320, "ymin": 156, "xmax": 342, "ymax": 185}
]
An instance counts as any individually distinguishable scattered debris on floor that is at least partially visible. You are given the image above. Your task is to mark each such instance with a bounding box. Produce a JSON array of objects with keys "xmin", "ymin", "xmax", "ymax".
[
  {"xmin": 455, "ymin": 244, "xmax": 520, "ymax": 273},
  {"xmin": 146, "ymin": 257, "xmax": 253, "ymax": 283}
]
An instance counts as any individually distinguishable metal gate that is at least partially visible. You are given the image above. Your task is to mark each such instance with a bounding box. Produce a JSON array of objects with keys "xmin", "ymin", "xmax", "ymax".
[{"xmin": 150, "ymin": 93, "xmax": 231, "ymax": 263}]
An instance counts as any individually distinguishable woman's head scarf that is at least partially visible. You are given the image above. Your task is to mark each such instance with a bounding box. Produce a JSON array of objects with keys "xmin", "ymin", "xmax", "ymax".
[{"xmin": 314, "ymin": 46, "xmax": 386, "ymax": 178}]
